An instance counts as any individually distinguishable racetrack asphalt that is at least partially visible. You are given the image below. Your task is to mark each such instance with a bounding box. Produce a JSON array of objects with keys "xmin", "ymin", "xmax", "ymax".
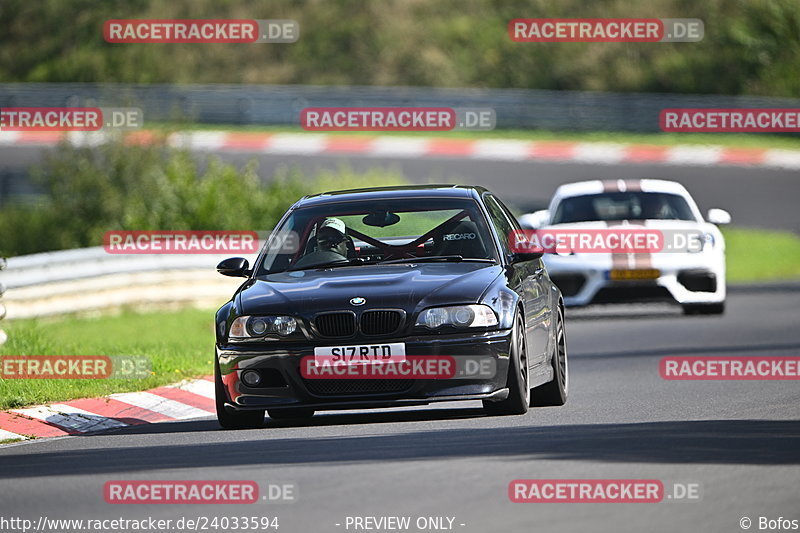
[{"xmin": 1, "ymin": 286, "xmax": 798, "ymax": 533}]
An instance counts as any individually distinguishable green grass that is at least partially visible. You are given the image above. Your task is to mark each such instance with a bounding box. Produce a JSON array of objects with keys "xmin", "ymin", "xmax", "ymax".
[
  {"xmin": 723, "ymin": 228, "xmax": 800, "ymax": 282},
  {"xmin": 0, "ymin": 308, "xmax": 216, "ymax": 410},
  {"xmin": 0, "ymin": 227, "xmax": 797, "ymax": 410},
  {"xmin": 153, "ymin": 122, "xmax": 800, "ymax": 150}
]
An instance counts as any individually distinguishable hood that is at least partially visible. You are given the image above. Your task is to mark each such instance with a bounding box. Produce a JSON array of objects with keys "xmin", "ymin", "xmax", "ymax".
[{"xmin": 237, "ymin": 263, "xmax": 502, "ymax": 315}]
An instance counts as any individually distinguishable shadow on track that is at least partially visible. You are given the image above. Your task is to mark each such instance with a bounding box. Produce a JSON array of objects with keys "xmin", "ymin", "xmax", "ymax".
[
  {"xmin": 571, "ymin": 341, "xmax": 800, "ymax": 359},
  {"xmin": 2, "ymin": 418, "xmax": 798, "ymax": 479}
]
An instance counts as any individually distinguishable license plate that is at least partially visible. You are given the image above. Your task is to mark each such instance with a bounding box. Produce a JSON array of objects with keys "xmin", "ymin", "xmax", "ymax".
[
  {"xmin": 608, "ymin": 268, "xmax": 661, "ymax": 281},
  {"xmin": 314, "ymin": 343, "xmax": 406, "ymax": 365}
]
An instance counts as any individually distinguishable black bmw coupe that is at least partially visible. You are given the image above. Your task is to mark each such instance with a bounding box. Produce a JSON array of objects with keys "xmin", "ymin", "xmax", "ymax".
[{"xmin": 214, "ymin": 185, "xmax": 568, "ymax": 428}]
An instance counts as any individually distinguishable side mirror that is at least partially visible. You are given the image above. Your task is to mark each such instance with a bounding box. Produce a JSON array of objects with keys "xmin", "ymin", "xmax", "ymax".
[
  {"xmin": 707, "ymin": 208, "xmax": 731, "ymax": 225},
  {"xmin": 518, "ymin": 210, "xmax": 550, "ymax": 229},
  {"xmin": 511, "ymin": 251, "xmax": 543, "ymax": 263},
  {"xmin": 216, "ymin": 257, "xmax": 250, "ymax": 277}
]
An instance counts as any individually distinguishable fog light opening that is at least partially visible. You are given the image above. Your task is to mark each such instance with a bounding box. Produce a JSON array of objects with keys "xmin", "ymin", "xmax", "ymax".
[{"xmin": 241, "ymin": 370, "xmax": 262, "ymax": 386}]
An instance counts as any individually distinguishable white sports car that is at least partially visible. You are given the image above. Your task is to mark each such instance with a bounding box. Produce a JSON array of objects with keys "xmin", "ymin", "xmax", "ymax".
[{"xmin": 519, "ymin": 179, "xmax": 730, "ymax": 315}]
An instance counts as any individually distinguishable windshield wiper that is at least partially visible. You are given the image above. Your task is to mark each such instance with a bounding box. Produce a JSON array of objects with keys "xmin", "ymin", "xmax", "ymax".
[
  {"xmin": 286, "ymin": 258, "xmax": 378, "ymax": 271},
  {"xmin": 380, "ymin": 255, "xmax": 495, "ymax": 264}
]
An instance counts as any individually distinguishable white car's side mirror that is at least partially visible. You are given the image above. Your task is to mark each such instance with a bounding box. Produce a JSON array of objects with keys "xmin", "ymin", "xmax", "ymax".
[
  {"xmin": 707, "ymin": 208, "xmax": 731, "ymax": 225},
  {"xmin": 519, "ymin": 209, "xmax": 550, "ymax": 229}
]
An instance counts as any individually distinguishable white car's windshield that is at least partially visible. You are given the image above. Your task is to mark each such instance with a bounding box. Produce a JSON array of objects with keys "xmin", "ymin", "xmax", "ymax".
[{"xmin": 552, "ymin": 192, "xmax": 696, "ymax": 224}]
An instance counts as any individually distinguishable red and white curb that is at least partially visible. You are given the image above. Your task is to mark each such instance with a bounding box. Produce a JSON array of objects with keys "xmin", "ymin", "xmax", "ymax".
[
  {"xmin": 1, "ymin": 130, "xmax": 799, "ymax": 170},
  {"xmin": 0, "ymin": 376, "xmax": 215, "ymax": 443}
]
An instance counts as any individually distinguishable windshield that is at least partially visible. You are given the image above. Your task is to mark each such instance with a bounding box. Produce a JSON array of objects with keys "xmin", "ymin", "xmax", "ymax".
[
  {"xmin": 551, "ymin": 192, "xmax": 697, "ymax": 224},
  {"xmin": 255, "ymin": 197, "xmax": 498, "ymax": 274}
]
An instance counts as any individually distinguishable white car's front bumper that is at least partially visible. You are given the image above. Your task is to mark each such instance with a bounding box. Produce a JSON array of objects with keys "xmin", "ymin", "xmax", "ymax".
[{"xmin": 544, "ymin": 250, "xmax": 726, "ymax": 307}]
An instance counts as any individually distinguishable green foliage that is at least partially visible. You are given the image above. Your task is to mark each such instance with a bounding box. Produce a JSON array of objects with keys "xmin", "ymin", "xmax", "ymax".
[
  {"xmin": 0, "ymin": 0, "xmax": 798, "ymax": 96},
  {"xmin": 0, "ymin": 133, "xmax": 405, "ymax": 256}
]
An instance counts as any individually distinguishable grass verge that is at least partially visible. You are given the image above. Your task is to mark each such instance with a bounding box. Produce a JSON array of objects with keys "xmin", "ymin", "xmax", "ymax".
[
  {"xmin": 0, "ymin": 308, "xmax": 215, "ymax": 410},
  {"xmin": 723, "ymin": 228, "xmax": 800, "ymax": 282}
]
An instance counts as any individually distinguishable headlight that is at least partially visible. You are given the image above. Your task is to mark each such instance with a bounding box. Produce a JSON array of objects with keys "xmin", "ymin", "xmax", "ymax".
[
  {"xmin": 229, "ymin": 315, "xmax": 298, "ymax": 339},
  {"xmin": 689, "ymin": 232, "xmax": 715, "ymax": 253},
  {"xmin": 702, "ymin": 232, "xmax": 715, "ymax": 251},
  {"xmin": 415, "ymin": 305, "xmax": 498, "ymax": 330}
]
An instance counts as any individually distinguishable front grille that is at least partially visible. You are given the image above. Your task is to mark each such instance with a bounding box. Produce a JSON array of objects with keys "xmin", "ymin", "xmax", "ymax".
[
  {"xmin": 315, "ymin": 312, "xmax": 356, "ymax": 337},
  {"xmin": 302, "ymin": 378, "xmax": 412, "ymax": 396},
  {"xmin": 360, "ymin": 310, "xmax": 403, "ymax": 335}
]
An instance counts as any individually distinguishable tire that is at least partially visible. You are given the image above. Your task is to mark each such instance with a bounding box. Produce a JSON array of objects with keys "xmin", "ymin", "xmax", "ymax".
[
  {"xmin": 682, "ymin": 302, "xmax": 725, "ymax": 315},
  {"xmin": 483, "ymin": 314, "xmax": 529, "ymax": 416},
  {"xmin": 268, "ymin": 408, "xmax": 315, "ymax": 420},
  {"xmin": 215, "ymin": 359, "xmax": 265, "ymax": 430},
  {"xmin": 531, "ymin": 305, "xmax": 568, "ymax": 407}
]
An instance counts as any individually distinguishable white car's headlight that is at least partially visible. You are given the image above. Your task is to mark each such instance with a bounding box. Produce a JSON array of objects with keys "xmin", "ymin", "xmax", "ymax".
[
  {"xmin": 690, "ymin": 232, "xmax": 715, "ymax": 253},
  {"xmin": 229, "ymin": 315, "xmax": 298, "ymax": 338},
  {"xmin": 415, "ymin": 305, "xmax": 498, "ymax": 330}
]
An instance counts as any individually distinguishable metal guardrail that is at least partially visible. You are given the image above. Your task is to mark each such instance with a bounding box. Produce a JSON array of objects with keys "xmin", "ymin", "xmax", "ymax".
[
  {"xmin": 2, "ymin": 247, "xmax": 252, "ymax": 319},
  {"xmin": 2, "ymin": 83, "xmax": 800, "ymax": 132}
]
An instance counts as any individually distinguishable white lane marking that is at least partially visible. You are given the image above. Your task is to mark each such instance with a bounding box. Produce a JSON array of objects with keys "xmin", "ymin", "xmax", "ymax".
[
  {"xmin": 265, "ymin": 133, "xmax": 327, "ymax": 154},
  {"xmin": 471, "ymin": 139, "xmax": 531, "ymax": 160},
  {"xmin": 665, "ymin": 146, "xmax": 723, "ymax": 166},
  {"xmin": 168, "ymin": 131, "xmax": 227, "ymax": 150},
  {"xmin": 11, "ymin": 404, "xmax": 127, "ymax": 433},
  {"xmin": 763, "ymin": 150, "xmax": 800, "ymax": 170},
  {"xmin": 66, "ymin": 131, "xmax": 109, "ymax": 147},
  {"xmin": 172, "ymin": 378, "xmax": 215, "ymax": 400},
  {"xmin": 368, "ymin": 137, "xmax": 428, "ymax": 157},
  {"xmin": 572, "ymin": 143, "xmax": 626, "ymax": 164},
  {"xmin": 0, "ymin": 131, "xmax": 21, "ymax": 145},
  {"xmin": 109, "ymin": 391, "xmax": 212, "ymax": 419},
  {"xmin": 0, "ymin": 428, "xmax": 27, "ymax": 441}
]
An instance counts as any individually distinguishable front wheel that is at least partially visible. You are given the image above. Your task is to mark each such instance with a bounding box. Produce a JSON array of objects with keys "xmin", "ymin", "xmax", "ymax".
[
  {"xmin": 531, "ymin": 305, "xmax": 568, "ymax": 407},
  {"xmin": 483, "ymin": 314, "xmax": 529, "ymax": 416},
  {"xmin": 215, "ymin": 359, "xmax": 265, "ymax": 430}
]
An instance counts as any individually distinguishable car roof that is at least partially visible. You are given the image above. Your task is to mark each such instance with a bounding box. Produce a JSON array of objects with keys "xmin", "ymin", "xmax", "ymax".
[
  {"xmin": 554, "ymin": 179, "xmax": 691, "ymax": 200},
  {"xmin": 294, "ymin": 184, "xmax": 488, "ymax": 207}
]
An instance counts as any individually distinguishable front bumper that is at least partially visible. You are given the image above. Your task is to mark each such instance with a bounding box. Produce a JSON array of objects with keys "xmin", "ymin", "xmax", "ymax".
[
  {"xmin": 544, "ymin": 253, "xmax": 726, "ymax": 307},
  {"xmin": 217, "ymin": 329, "xmax": 513, "ymax": 412}
]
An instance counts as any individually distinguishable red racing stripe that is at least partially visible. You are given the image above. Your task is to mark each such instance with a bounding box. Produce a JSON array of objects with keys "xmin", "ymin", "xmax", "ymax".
[{"xmin": 324, "ymin": 136, "xmax": 376, "ymax": 153}]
